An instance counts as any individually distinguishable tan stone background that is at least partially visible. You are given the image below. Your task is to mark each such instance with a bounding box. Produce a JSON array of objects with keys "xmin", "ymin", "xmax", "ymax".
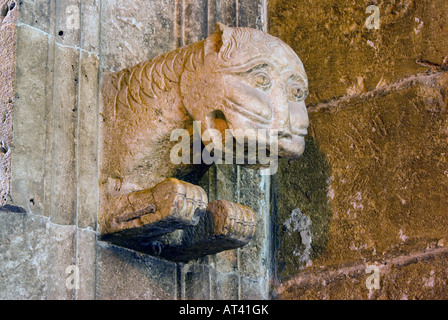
[{"xmin": 269, "ymin": 0, "xmax": 448, "ymax": 299}]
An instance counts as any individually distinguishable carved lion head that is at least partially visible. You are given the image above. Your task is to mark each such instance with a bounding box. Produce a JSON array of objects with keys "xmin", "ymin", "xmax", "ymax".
[{"xmin": 180, "ymin": 23, "xmax": 309, "ymax": 168}]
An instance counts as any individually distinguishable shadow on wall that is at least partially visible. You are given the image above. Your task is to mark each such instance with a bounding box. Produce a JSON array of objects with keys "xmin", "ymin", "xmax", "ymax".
[{"xmin": 273, "ymin": 135, "xmax": 332, "ymax": 281}]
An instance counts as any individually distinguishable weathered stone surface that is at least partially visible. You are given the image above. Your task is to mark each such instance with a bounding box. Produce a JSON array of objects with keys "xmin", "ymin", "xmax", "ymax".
[
  {"xmin": 215, "ymin": 165, "xmax": 238, "ymax": 203},
  {"xmin": 214, "ymin": 0, "xmax": 236, "ymax": 27},
  {"xmin": 0, "ymin": 211, "xmax": 79, "ymax": 300},
  {"xmin": 77, "ymin": 51, "xmax": 99, "ymax": 229},
  {"xmin": 275, "ymin": 139, "xmax": 332, "ymax": 279},
  {"xmin": 50, "ymin": 44, "xmax": 79, "ymax": 225},
  {"xmin": 1, "ymin": 0, "xmax": 276, "ymax": 301},
  {"xmin": 206, "ymin": 167, "xmax": 272, "ymax": 298},
  {"xmin": 205, "ymin": 165, "xmax": 239, "ymax": 273},
  {"xmin": 239, "ymin": 169, "xmax": 272, "ymax": 280},
  {"xmin": 240, "ymin": 276, "xmax": 266, "ymax": 300},
  {"xmin": 0, "ymin": 1, "xmax": 16, "ymax": 207},
  {"xmin": 55, "ymin": 0, "xmax": 80, "ymax": 46},
  {"xmin": 100, "ymin": 0, "xmax": 178, "ymax": 71},
  {"xmin": 210, "ymin": 271, "xmax": 238, "ymax": 299},
  {"xmin": 0, "ymin": 211, "xmax": 50, "ymax": 299},
  {"xmin": 80, "ymin": 0, "xmax": 100, "ymax": 53},
  {"xmin": 183, "ymin": 262, "xmax": 210, "ymax": 299},
  {"xmin": 42, "ymin": 35, "xmax": 55, "ymax": 218},
  {"xmin": 277, "ymin": 248, "xmax": 448, "ymax": 300},
  {"xmin": 314, "ymin": 74, "xmax": 448, "ymax": 265},
  {"xmin": 47, "ymin": 223, "xmax": 76, "ymax": 300},
  {"xmin": 75, "ymin": 229, "xmax": 96, "ymax": 300},
  {"xmin": 17, "ymin": 0, "xmax": 53, "ymax": 33},
  {"xmin": 269, "ymin": 0, "xmax": 448, "ymax": 105},
  {"xmin": 237, "ymin": 0, "xmax": 265, "ymax": 30},
  {"xmin": 269, "ymin": 0, "xmax": 448, "ymax": 300},
  {"xmin": 184, "ymin": 0, "xmax": 208, "ymax": 45},
  {"xmin": 275, "ymin": 72, "xmax": 448, "ymax": 295},
  {"xmin": 10, "ymin": 24, "xmax": 50, "ymax": 214},
  {"xmin": 95, "ymin": 242, "xmax": 177, "ymax": 300}
]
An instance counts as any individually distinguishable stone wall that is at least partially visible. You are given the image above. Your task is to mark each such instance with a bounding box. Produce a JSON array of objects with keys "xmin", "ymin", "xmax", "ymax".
[
  {"xmin": 1, "ymin": 0, "xmax": 271, "ymax": 300},
  {"xmin": 0, "ymin": 0, "xmax": 16, "ymax": 207},
  {"xmin": 2, "ymin": 0, "xmax": 446, "ymax": 301},
  {"xmin": 269, "ymin": 0, "xmax": 448, "ymax": 299},
  {"xmin": 1, "ymin": 0, "xmax": 101, "ymax": 300}
]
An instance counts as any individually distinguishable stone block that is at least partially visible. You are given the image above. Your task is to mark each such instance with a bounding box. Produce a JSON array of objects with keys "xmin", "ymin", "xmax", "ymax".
[
  {"xmin": 0, "ymin": 18, "xmax": 16, "ymax": 207},
  {"xmin": 17, "ymin": 0, "xmax": 53, "ymax": 33},
  {"xmin": 95, "ymin": 242, "xmax": 177, "ymax": 300},
  {"xmin": 277, "ymin": 249, "xmax": 448, "ymax": 300},
  {"xmin": 75, "ymin": 228, "xmax": 96, "ymax": 300},
  {"xmin": 50, "ymin": 43, "xmax": 79, "ymax": 225},
  {"xmin": 100, "ymin": 0, "xmax": 177, "ymax": 71},
  {"xmin": 80, "ymin": 0, "xmax": 100, "ymax": 53},
  {"xmin": 184, "ymin": 0, "xmax": 208, "ymax": 44},
  {"xmin": 10, "ymin": 24, "xmax": 50, "ymax": 214},
  {"xmin": 183, "ymin": 262, "xmax": 210, "ymax": 299},
  {"xmin": 210, "ymin": 249, "xmax": 238, "ymax": 274},
  {"xmin": 54, "ymin": 0, "xmax": 80, "ymax": 46},
  {"xmin": 206, "ymin": 0, "xmax": 264, "ymax": 31},
  {"xmin": 42, "ymin": 35, "xmax": 55, "ymax": 217},
  {"xmin": 239, "ymin": 169, "xmax": 271, "ymax": 278},
  {"xmin": 212, "ymin": 164, "xmax": 239, "ymax": 273},
  {"xmin": 210, "ymin": 272, "xmax": 238, "ymax": 300},
  {"xmin": 0, "ymin": 211, "xmax": 50, "ymax": 299},
  {"xmin": 77, "ymin": 51, "xmax": 99, "ymax": 229},
  {"xmin": 47, "ymin": 223, "xmax": 77, "ymax": 300},
  {"xmin": 215, "ymin": 164, "xmax": 238, "ymax": 202},
  {"xmin": 237, "ymin": 0, "xmax": 264, "ymax": 29},
  {"xmin": 381, "ymin": 250, "xmax": 448, "ymax": 300},
  {"xmin": 206, "ymin": 0, "xmax": 217, "ymax": 33},
  {"xmin": 240, "ymin": 276, "xmax": 267, "ymax": 300},
  {"xmin": 214, "ymin": 0, "xmax": 236, "ymax": 27}
]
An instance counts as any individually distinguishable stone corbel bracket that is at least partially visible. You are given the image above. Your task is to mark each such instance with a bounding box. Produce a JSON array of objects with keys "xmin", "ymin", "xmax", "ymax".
[
  {"xmin": 159, "ymin": 199, "xmax": 256, "ymax": 263},
  {"xmin": 100, "ymin": 179, "xmax": 256, "ymax": 262},
  {"xmin": 98, "ymin": 23, "xmax": 308, "ymax": 262}
]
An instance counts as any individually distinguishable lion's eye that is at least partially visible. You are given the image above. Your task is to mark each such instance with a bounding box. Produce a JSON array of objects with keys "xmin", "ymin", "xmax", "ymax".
[
  {"xmin": 288, "ymin": 83, "xmax": 308, "ymax": 101},
  {"xmin": 253, "ymin": 72, "xmax": 272, "ymax": 89}
]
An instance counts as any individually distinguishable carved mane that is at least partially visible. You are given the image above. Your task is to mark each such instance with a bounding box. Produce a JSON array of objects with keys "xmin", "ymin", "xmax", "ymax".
[
  {"xmin": 106, "ymin": 26, "xmax": 279, "ymax": 119},
  {"xmin": 107, "ymin": 40, "xmax": 206, "ymax": 119}
]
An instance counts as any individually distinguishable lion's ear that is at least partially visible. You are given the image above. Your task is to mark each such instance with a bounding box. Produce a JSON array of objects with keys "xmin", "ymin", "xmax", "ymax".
[
  {"xmin": 205, "ymin": 22, "xmax": 233, "ymax": 55},
  {"xmin": 215, "ymin": 22, "xmax": 233, "ymax": 40}
]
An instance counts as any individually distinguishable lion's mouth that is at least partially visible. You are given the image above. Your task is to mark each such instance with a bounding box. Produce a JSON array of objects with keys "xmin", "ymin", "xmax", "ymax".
[
  {"xmin": 223, "ymin": 98, "xmax": 308, "ymax": 138},
  {"xmin": 224, "ymin": 97, "xmax": 272, "ymax": 126},
  {"xmin": 204, "ymin": 98, "xmax": 307, "ymax": 162},
  {"xmin": 290, "ymin": 128, "xmax": 308, "ymax": 137}
]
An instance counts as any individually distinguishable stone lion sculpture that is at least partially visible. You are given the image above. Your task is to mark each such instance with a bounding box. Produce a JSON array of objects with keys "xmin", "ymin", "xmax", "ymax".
[{"xmin": 99, "ymin": 23, "xmax": 309, "ymax": 261}]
